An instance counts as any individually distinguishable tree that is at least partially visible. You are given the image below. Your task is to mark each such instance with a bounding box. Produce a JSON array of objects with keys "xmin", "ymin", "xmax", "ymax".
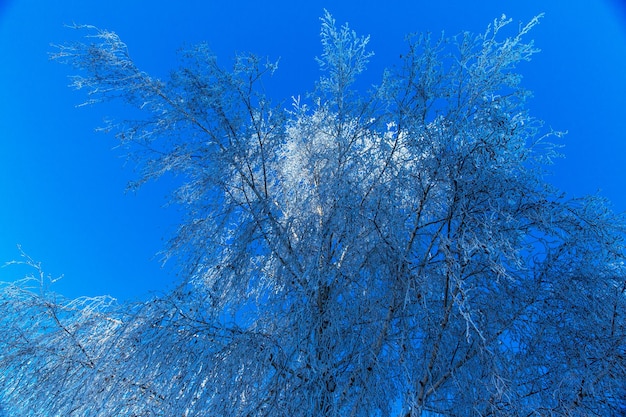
[{"xmin": 1, "ymin": 11, "xmax": 625, "ymax": 416}]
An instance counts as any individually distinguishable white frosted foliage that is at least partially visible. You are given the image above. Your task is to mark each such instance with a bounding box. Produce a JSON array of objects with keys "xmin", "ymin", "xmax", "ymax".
[{"xmin": 1, "ymin": 12, "xmax": 625, "ymax": 417}]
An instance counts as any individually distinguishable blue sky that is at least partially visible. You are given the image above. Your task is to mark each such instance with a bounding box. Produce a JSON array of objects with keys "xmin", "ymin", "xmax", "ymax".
[{"xmin": 1, "ymin": 0, "xmax": 626, "ymax": 301}]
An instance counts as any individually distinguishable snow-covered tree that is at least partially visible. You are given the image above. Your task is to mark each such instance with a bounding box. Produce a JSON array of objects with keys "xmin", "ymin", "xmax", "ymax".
[{"xmin": 1, "ymin": 11, "xmax": 625, "ymax": 416}]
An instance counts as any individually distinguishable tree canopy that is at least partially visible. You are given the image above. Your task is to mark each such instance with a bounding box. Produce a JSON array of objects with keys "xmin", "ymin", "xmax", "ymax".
[{"xmin": 1, "ymin": 11, "xmax": 625, "ymax": 417}]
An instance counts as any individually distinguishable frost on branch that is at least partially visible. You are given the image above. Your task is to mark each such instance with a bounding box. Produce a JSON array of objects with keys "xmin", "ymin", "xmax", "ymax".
[
  {"xmin": 1, "ymin": 12, "xmax": 625, "ymax": 417},
  {"xmin": 316, "ymin": 9, "xmax": 374, "ymax": 109}
]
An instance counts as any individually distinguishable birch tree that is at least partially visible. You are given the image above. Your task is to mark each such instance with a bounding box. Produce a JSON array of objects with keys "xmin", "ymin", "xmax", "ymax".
[{"xmin": 1, "ymin": 11, "xmax": 625, "ymax": 416}]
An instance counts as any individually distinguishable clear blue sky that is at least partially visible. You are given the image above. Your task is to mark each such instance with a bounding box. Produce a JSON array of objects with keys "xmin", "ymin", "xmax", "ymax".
[{"xmin": 1, "ymin": 0, "xmax": 626, "ymax": 301}]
